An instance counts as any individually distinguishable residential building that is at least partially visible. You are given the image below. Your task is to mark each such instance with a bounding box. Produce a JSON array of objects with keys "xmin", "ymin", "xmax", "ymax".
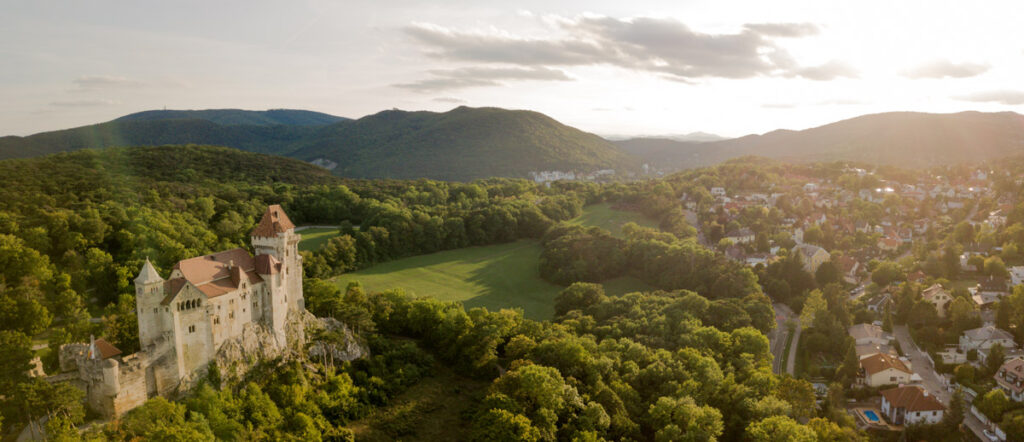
[
  {"xmin": 1011, "ymin": 266, "xmax": 1024, "ymax": 287},
  {"xmin": 860, "ymin": 353, "xmax": 913, "ymax": 387},
  {"xmin": 880, "ymin": 386, "xmax": 946, "ymax": 425},
  {"xmin": 976, "ymin": 276, "xmax": 1010, "ymax": 298},
  {"xmin": 793, "ymin": 244, "xmax": 830, "ymax": 274},
  {"xmin": 995, "ymin": 358, "xmax": 1024, "ymax": 402},
  {"xmin": 855, "ymin": 343, "xmax": 898, "ymax": 359},
  {"xmin": 724, "ymin": 227, "xmax": 755, "ymax": 244},
  {"xmin": 835, "ymin": 256, "xmax": 862, "ymax": 284},
  {"xmin": 959, "ymin": 326, "xmax": 1017, "ymax": 353},
  {"xmin": 849, "ymin": 323, "xmax": 893, "ymax": 346},
  {"xmin": 921, "ymin": 284, "xmax": 953, "ymax": 318},
  {"xmin": 877, "ymin": 237, "xmax": 901, "ymax": 252}
]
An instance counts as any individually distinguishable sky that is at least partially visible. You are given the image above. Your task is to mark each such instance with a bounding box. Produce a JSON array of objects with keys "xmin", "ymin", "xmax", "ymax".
[{"xmin": 2, "ymin": 0, "xmax": 1024, "ymax": 138}]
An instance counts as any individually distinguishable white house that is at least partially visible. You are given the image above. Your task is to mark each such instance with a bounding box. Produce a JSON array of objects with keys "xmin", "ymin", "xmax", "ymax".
[
  {"xmin": 959, "ymin": 326, "xmax": 1017, "ymax": 353},
  {"xmin": 724, "ymin": 228, "xmax": 755, "ymax": 244},
  {"xmin": 1010, "ymin": 266, "xmax": 1024, "ymax": 287},
  {"xmin": 710, "ymin": 187, "xmax": 726, "ymax": 197},
  {"xmin": 860, "ymin": 353, "xmax": 913, "ymax": 387},
  {"xmin": 849, "ymin": 323, "xmax": 893, "ymax": 347},
  {"xmin": 881, "ymin": 386, "xmax": 946, "ymax": 425}
]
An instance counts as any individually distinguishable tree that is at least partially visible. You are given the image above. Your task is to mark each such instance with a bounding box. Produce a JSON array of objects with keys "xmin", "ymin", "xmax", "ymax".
[
  {"xmin": 987, "ymin": 343, "xmax": 1006, "ymax": 376},
  {"xmin": 471, "ymin": 409, "xmax": 541, "ymax": 442},
  {"xmin": 975, "ymin": 389, "xmax": 1010, "ymax": 422},
  {"xmin": 648, "ymin": 396, "xmax": 724, "ymax": 442},
  {"xmin": 116, "ymin": 397, "xmax": 214, "ymax": 440},
  {"xmin": 554, "ymin": 282, "xmax": 606, "ymax": 316},
  {"xmin": 776, "ymin": 376, "xmax": 817, "ymax": 420},
  {"xmin": 943, "ymin": 388, "xmax": 966, "ymax": 432},
  {"xmin": 815, "ymin": 261, "xmax": 840, "ymax": 286},
  {"xmin": 871, "ymin": 261, "xmax": 904, "ymax": 287},
  {"xmin": 799, "ymin": 289, "xmax": 827, "ymax": 330},
  {"xmin": 0, "ymin": 330, "xmax": 33, "ymax": 392},
  {"xmin": 984, "ymin": 256, "xmax": 1009, "ymax": 277},
  {"xmin": 745, "ymin": 416, "xmax": 816, "ymax": 442}
]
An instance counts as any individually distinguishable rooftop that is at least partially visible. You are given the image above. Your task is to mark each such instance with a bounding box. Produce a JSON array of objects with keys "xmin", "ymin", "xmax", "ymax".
[{"xmin": 880, "ymin": 386, "xmax": 945, "ymax": 412}]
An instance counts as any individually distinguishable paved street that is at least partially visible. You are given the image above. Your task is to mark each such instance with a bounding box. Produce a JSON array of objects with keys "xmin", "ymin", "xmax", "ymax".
[
  {"xmin": 894, "ymin": 325, "xmax": 988, "ymax": 441},
  {"xmin": 770, "ymin": 303, "xmax": 798, "ymax": 375},
  {"xmin": 893, "ymin": 325, "xmax": 950, "ymax": 404}
]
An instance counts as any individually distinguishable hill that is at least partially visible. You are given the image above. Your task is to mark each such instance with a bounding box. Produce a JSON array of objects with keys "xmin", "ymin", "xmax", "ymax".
[
  {"xmin": 617, "ymin": 111, "xmax": 1024, "ymax": 170},
  {"xmin": 289, "ymin": 106, "xmax": 638, "ymax": 181},
  {"xmin": 115, "ymin": 108, "xmax": 348, "ymax": 126},
  {"xmin": 0, "ymin": 106, "xmax": 637, "ymax": 181}
]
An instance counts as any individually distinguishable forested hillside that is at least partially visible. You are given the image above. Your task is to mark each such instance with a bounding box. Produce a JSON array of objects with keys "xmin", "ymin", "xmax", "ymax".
[
  {"xmin": 288, "ymin": 106, "xmax": 638, "ymax": 181},
  {"xmin": 0, "ymin": 106, "xmax": 638, "ymax": 181},
  {"xmin": 0, "ymin": 146, "xmax": 874, "ymax": 441}
]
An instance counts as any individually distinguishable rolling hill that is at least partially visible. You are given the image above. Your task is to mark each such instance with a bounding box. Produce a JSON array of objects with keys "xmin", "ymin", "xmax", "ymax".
[
  {"xmin": 288, "ymin": 106, "xmax": 638, "ymax": 181},
  {"xmin": 0, "ymin": 106, "xmax": 638, "ymax": 182},
  {"xmin": 617, "ymin": 111, "xmax": 1024, "ymax": 170},
  {"xmin": 115, "ymin": 108, "xmax": 348, "ymax": 126}
]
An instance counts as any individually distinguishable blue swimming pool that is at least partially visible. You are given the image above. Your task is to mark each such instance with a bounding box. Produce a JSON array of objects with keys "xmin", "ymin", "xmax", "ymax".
[{"xmin": 864, "ymin": 410, "xmax": 880, "ymax": 422}]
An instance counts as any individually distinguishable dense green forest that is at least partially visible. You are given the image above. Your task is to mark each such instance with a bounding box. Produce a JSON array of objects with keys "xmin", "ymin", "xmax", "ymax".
[
  {"xmin": 0, "ymin": 145, "xmax": 872, "ymax": 441},
  {"xmin": 0, "ymin": 106, "xmax": 638, "ymax": 181}
]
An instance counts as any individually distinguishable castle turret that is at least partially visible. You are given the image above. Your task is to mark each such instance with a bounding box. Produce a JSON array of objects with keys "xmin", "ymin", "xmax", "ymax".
[
  {"xmin": 250, "ymin": 205, "xmax": 304, "ymax": 342},
  {"xmin": 134, "ymin": 258, "xmax": 166, "ymax": 349}
]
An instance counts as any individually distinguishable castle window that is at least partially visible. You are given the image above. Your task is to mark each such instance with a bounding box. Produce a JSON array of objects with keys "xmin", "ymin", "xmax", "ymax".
[
  {"xmin": 188, "ymin": 325, "xmax": 196, "ymax": 333},
  {"xmin": 229, "ymin": 311, "xmax": 234, "ymax": 319},
  {"xmin": 153, "ymin": 308, "xmax": 157, "ymax": 313},
  {"xmin": 214, "ymin": 317, "xmax": 220, "ymax": 325}
]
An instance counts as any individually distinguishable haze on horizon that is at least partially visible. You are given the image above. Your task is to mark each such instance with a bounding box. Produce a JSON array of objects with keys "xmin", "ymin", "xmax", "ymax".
[{"xmin": 3, "ymin": 0, "xmax": 1023, "ymax": 138}]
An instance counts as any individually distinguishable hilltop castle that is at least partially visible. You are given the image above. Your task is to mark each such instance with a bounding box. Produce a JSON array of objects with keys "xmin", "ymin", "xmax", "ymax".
[{"xmin": 59, "ymin": 205, "xmax": 310, "ymax": 417}]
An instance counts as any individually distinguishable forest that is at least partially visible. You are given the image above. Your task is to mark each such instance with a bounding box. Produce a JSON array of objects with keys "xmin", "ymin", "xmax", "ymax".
[{"xmin": 0, "ymin": 145, "xmax": 868, "ymax": 440}]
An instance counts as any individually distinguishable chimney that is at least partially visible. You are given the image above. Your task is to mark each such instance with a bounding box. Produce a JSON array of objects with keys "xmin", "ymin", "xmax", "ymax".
[
  {"xmin": 923, "ymin": 390, "xmax": 928, "ymax": 397},
  {"xmin": 229, "ymin": 260, "xmax": 235, "ymax": 268}
]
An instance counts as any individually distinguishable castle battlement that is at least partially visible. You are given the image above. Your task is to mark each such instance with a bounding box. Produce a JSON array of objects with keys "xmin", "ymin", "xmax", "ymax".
[{"xmin": 58, "ymin": 205, "xmax": 307, "ymax": 418}]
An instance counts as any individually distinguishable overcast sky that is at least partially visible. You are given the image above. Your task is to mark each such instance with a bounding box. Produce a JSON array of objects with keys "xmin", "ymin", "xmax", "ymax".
[{"xmin": 3, "ymin": 0, "xmax": 1023, "ymax": 137}]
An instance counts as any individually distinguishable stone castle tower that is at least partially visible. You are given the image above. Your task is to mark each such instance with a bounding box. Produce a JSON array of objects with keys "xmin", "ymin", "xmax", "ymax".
[{"xmin": 59, "ymin": 205, "xmax": 307, "ymax": 417}]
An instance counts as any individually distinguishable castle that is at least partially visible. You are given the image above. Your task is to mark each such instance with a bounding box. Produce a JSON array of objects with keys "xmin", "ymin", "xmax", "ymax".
[{"xmin": 59, "ymin": 205, "xmax": 308, "ymax": 417}]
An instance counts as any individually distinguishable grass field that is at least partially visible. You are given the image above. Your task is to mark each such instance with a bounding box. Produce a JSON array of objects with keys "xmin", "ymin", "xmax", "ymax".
[
  {"xmin": 329, "ymin": 205, "xmax": 657, "ymax": 319},
  {"xmin": 567, "ymin": 203, "xmax": 658, "ymax": 237},
  {"xmin": 297, "ymin": 227, "xmax": 340, "ymax": 252},
  {"xmin": 332, "ymin": 240, "xmax": 651, "ymax": 320}
]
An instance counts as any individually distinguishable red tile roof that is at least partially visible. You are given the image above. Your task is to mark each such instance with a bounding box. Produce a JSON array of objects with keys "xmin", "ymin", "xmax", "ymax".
[
  {"xmin": 881, "ymin": 386, "xmax": 945, "ymax": 412},
  {"xmin": 93, "ymin": 338, "xmax": 122, "ymax": 360},
  {"xmin": 861, "ymin": 353, "xmax": 912, "ymax": 375},
  {"xmin": 250, "ymin": 205, "xmax": 295, "ymax": 238},
  {"xmin": 162, "ymin": 248, "xmax": 264, "ymax": 303}
]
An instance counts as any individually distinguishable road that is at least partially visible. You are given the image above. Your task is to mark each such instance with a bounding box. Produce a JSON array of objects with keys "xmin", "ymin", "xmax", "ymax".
[
  {"xmin": 770, "ymin": 303, "xmax": 799, "ymax": 375},
  {"xmin": 894, "ymin": 325, "xmax": 988, "ymax": 441},
  {"xmin": 893, "ymin": 325, "xmax": 950, "ymax": 404}
]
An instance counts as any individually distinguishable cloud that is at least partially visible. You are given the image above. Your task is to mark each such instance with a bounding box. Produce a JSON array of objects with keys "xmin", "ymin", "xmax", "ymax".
[
  {"xmin": 955, "ymin": 90, "xmax": 1024, "ymax": 105},
  {"xmin": 817, "ymin": 98, "xmax": 865, "ymax": 105},
  {"xmin": 761, "ymin": 103, "xmax": 796, "ymax": 109},
  {"xmin": 903, "ymin": 59, "xmax": 990, "ymax": 79},
  {"xmin": 49, "ymin": 99, "xmax": 119, "ymax": 107},
  {"xmin": 789, "ymin": 60, "xmax": 858, "ymax": 81},
  {"xmin": 743, "ymin": 23, "xmax": 820, "ymax": 37},
  {"xmin": 395, "ymin": 66, "xmax": 571, "ymax": 92},
  {"xmin": 405, "ymin": 16, "xmax": 846, "ymax": 82},
  {"xmin": 72, "ymin": 75, "xmax": 144, "ymax": 91},
  {"xmin": 432, "ymin": 97, "xmax": 466, "ymax": 103}
]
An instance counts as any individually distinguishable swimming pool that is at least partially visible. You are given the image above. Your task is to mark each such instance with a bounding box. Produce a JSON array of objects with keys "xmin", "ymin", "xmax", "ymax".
[{"xmin": 864, "ymin": 410, "xmax": 880, "ymax": 423}]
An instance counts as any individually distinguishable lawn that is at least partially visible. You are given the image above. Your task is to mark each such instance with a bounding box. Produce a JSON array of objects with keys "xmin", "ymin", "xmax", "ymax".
[
  {"xmin": 332, "ymin": 240, "xmax": 652, "ymax": 320},
  {"xmin": 567, "ymin": 203, "xmax": 659, "ymax": 237},
  {"xmin": 297, "ymin": 227, "xmax": 340, "ymax": 252}
]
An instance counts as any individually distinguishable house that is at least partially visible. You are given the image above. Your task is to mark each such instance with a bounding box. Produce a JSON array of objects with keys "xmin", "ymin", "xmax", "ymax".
[
  {"xmin": 710, "ymin": 187, "xmax": 726, "ymax": 197},
  {"xmin": 855, "ymin": 220, "xmax": 871, "ymax": 233},
  {"xmin": 745, "ymin": 253, "xmax": 773, "ymax": 267},
  {"xmin": 995, "ymin": 358, "xmax": 1024, "ymax": 402},
  {"xmin": 855, "ymin": 343, "xmax": 898, "ymax": 359},
  {"xmin": 835, "ymin": 256, "xmax": 862, "ymax": 284},
  {"xmin": 921, "ymin": 284, "xmax": 953, "ymax": 318},
  {"xmin": 877, "ymin": 237, "xmax": 902, "ymax": 252},
  {"xmin": 867, "ymin": 293, "xmax": 892, "ymax": 313},
  {"xmin": 860, "ymin": 353, "xmax": 913, "ymax": 387},
  {"xmin": 1010, "ymin": 266, "xmax": 1024, "ymax": 287},
  {"xmin": 976, "ymin": 276, "xmax": 1010, "ymax": 298},
  {"xmin": 959, "ymin": 326, "xmax": 1017, "ymax": 353},
  {"xmin": 849, "ymin": 323, "xmax": 893, "ymax": 346},
  {"xmin": 724, "ymin": 227, "xmax": 755, "ymax": 244},
  {"xmin": 880, "ymin": 386, "xmax": 946, "ymax": 425},
  {"xmin": 793, "ymin": 244, "xmax": 830, "ymax": 274},
  {"xmin": 907, "ymin": 270, "xmax": 927, "ymax": 284}
]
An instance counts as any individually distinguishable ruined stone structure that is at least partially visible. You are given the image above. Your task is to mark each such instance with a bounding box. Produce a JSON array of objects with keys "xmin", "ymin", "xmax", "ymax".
[{"xmin": 59, "ymin": 205, "xmax": 313, "ymax": 417}]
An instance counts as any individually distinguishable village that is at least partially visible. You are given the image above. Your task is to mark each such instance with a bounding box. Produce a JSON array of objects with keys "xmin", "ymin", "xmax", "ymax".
[{"xmin": 679, "ymin": 162, "xmax": 1024, "ymax": 441}]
